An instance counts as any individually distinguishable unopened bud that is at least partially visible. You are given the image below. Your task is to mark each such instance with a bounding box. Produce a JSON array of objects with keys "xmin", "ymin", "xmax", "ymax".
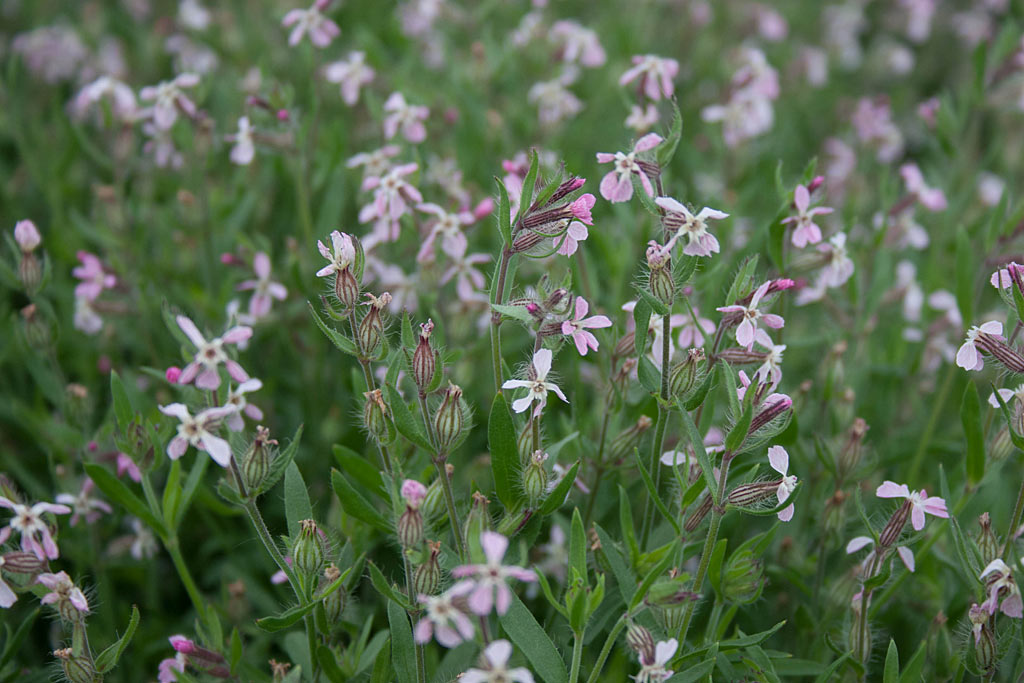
[
  {"xmin": 669, "ymin": 348, "xmax": 705, "ymax": 398},
  {"xmin": 21, "ymin": 304, "xmax": 50, "ymax": 349},
  {"xmin": 614, "ymin": 331, "xmax": 637, "ymax": 359},
  {"xmin": 412, "ymin": 320, "xmax": 437, "ymax": 391},
  {"xmin": 420, "ymin": 466, "xmax": 451, "ymax": 520},
  {"xmin": 292, "ymin": 519, "xmax": 326, "ymax": 576},
  {"xmin": 413, "ymin": 541, "xmax": 442, "ymax": 595},
  {"xmin": 522, "ymin": 450, "xmax": 548, "ymax": 504},
  {"xmin": 646, "ymin": 576, "xmax": 699, "ymax": 607},
  {"xmin": 320, "ymin": 564, "xmax": 346, "ymax": 622},
  {"xmin": 433, "ymin": 383, "xmax": 465, "ymax": 452},
  {"xmin": 357, "ymin": 293, "xmax": 391, "ymax": 358},
  {"xmin": 53, "ymin": 648, "xmax": 96, "ymax": 683},
  {"xmin": 398, "ymin": 505, "xmax": 424, "ymax": 548},
  {"xmin": 726, "ymin": 481, "xmax": 779, "ymax": 509},
  {"xmin": 749, "ymin": 395, "xmax": 792, "ymax": 435},
  {"xmin": 1, "ymin": 551, "xmax": 47, "ymax": 574},
  {"xmin": 976, "ymin": 513, "xmax": 999, "ymax": 565},
  {"xmin": 463, "ymin": 492, "xmax": 491, "ymax": 554},
  {"xmin": 363, "ymin": 389, "xmax": 389, "ymax": 440},
  {"xmin": 14, "ymin": 220, "xmax": 41, "ymax": 252},
  {"xmin": 625, "ymin": 621, "xmax": 655, "ymax": 664},
  {"xmin": 544, "ymin": 176, "xmax": 586, "ymax": 207},
  {"xmin": 334, "ymin": 268, "xmax": 360, "ymax": 312},
  {"xmin": 878, "ymin": 500, "xmax": 912, "ymax": 548},
  {"xmin": 511, "ymin": 228, "xmax": 547, "ymax": 253},
  {"xmin": 18, "ymin": 252, "xmax": 42, "ymax": 294},
  {"xmin": 518, "ymin": 421, "xmax": 534, "ymax": 464},
  {"xmin": 974, "ymin": 618, "xmax": 997, "ymax": 674},
  {"xmin": 242, "ymin": 426, "xmax": 276, "ymax": 492},
  {"xmin": 838, "ymin": 418, "xmax": 869, "ymax": 476},
  {"xmin": 721, "ymin": 549, "xmax": 765, "ymax": 604},
  {"xmin": 684, "ymin": 495, "xmax": 713, "ymax": 532},
  {"xmin": 646, "ymin": 242, "xmax": 675, "ymax": 305},
  {"xmin": 607, "ymin": 416, "xmax": 653, "ymax": 464}
]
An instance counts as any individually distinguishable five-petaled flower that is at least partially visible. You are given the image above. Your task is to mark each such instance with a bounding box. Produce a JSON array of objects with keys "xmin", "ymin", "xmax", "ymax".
[
  {"xmin": 224, "ymin": 379, "xmax": 264, "ymax": 432},
  {"xmin": 596, "ymin": 134, "xmax": 662, "ymax": 203},
  {"xmin": 324, "ymin": 51, "xmax": 375, "ymax": 105},
  {"xmin": 633, "ymin": 637, "xmax": 677, "ymax": 682},
  {"xmin": 0, "ymin": 497, "xmax": 71, "ymax": 560},
  {"xmin": 159, "ymin": 403, "xmax": 239, "ymax": 467},
  {"xmin": 237, "ymin": 252, "xmax": 287, "ymax": 319},
  {"xmin": 956, "ymin": 321, "xmax": 1003, "ymax": 371},
  {"xmin": 979, "ymin": 559, "xmax": 1023, "ymax": 618},
  {"xmin": 37, "ymin": 571, "xmax": 89, "ymax": 615},
  {"xmin": 73, "ymin": 251, "xmax": 117, "ymax": 301},
  {"xmin": 282, "ymin": 0, "xmax": 340, "ymax": 48},
  {"xmin": 414, "ymin": 582, "xmax": 475, "ymax": 647},
  {"xmin": 461, "ymin": 639, "xmax": 536, "ymax": 683},
  {"xmin": 383, "ymin": 92, "xmax": 429, "ymax": 144},
  {"xmin": 316, "ymin": 230, "xmax": 357, "ymax": 278},
  {"xmin": 55, "ymin": 478, "xmax": 112, "ymax": 527},
  {"xmin": 359, "ymin": 163, "xmax": 423, "ymax": 243},
  {"xmin": 782, "ymin": 184, "xmax": 832, "ymax": 248},
  {"xmin": 619, "ymin": 54, "xmax": 679, "ymax": 101},
  {"xmin": 175, "ymin": 315, "xmax": 253, "ymax": 390},
  {"xmin": 139, "ymin": 73, "xmax": 200, "ymax": 130},
  {"xmin": 875, "ymin": 481, "xmax": 949, "ymax": 530},
  {"xmin": 717, "ymin": 280, "xmax": 785, "ymax": 350},
  {"xmin": 561, "ymin": 296, "xmax": 613, "ymax": 355},
  {"xmin": 655, "ymin": 197, "xmax": 728, "ymax": 257},
  {"xmin": 451, "ymin": 531, "xmax": 536, "ymax": 615},
  {"xmin": 501, "ymin": 348, "xmax": 569, "ymax": 414},
  {"xmin": 767, "ymin": 446, "xmax": 798, "ymax": 521}
]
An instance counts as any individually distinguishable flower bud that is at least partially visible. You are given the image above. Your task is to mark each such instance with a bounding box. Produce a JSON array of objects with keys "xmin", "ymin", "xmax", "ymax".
[
  {"xmin": 726, "ymin": 481, "xmax": 779, "ymax": 509},
  {"xmin": 645, "ymin": 576, "xmax": 699, "ymax": 607},
  {"xmin": 320, "ymin": 564, "xmax": 346, "ymax": 622},
  {"xmin": 421, "ymin": 466, "xmax": 450, "ymax": 521},
  {"xmin": 976, "ymin": 513, "xmax": 999, "ymax": 565},
  {"xmin": 412, "ymin": 320, "xmax": 437, "ymax": 391},
  {"xmin": 849, "ymin": 618, "xmax": 870, "ymax": 663},
  {"xmin": 463, "ymin": 492, "xmax": 491, "ymax": 555},
  {"xmin": 21, "ymin": 304, "xmax": 50, "ymax": 349},
  {"xmin": 1, "ymin": 551, "xmax": 47, "ymax": 574},
  {"xmin": 357, "ymin": 293, "xmax": 391, "ymax": 358},
  {"xmin": 720, "ymin": 549, "xmax": 765, "ymax": 604},
  {"xmin": 838, "ymin": 417, "xmax": 869, "ymax": 476},
  {"xmin": 53, "ymin": 648, "xmax": 96, "ymax": 683},
  {"xmin": 625, "ymin": 621, "xmax": 655, "ymax": 664},
  {"xmin": 398, "ymin": 479, "xmax": 427, "ymax": 548},
  {"xmin": 517, "ymin": 421, "xmax": 534, "ymax": 464},
  {"xmin": 749, "ymin": 395, "xmax": 792, "ymax": 435},
  {"xmin": 292, "ymin": 519, "xmax": 326, "ymax": 576},
  {"xmin": 433, "ymin": 383, "xmax": 465, "ymax": 452},
  {"xmin": 990, "ymin": 426, "xmax": 1013, "ymax": 462},
  {"xmin": 413, "ymin": 541, "xmax": 442, "ymax": 596},
  {"xmin": 613, "ymin": 331, "xmax": 637, "ymax": 359},
  {"xmin": 363, "ymin": 389, "xmax": 389, "ymax": 440},
  {"xmin": 607, "ymin": 416, "xmax": 653, "ymax": 464},
  {"xmin": 242, "ymin": 426, "xmax": 276, "ymax": 492},
  {"xmin": 646, "ymin": 242, "xmax": 675, "ymax": 305},
  {"xmin": 522, "ymin": 450, "xmax": 549, "ymax": 504},
  {"xmin": 14, "ymin": 220, "xmax": 41, "ymax": 252},
  {"xmin": 684, "ymin": 495, "xmax": 712, "ymax": 532},
  {"xmin": 18, "ymin": 252, "xmax": 42, "ymax": 294},
  {"xmin": 878, "ymin": 500, "xmax": 911, "ymax": 548},
  {"xmin": 974, "ymin": 619, "xmax": 997, "ymax": 675},
  {"xmin": 334, "ymin": 268, "xmax": 361, "ymax": 313},
  {"xmin": 669, "ymin": 348, "xmax": 705, "ymax": 399}
]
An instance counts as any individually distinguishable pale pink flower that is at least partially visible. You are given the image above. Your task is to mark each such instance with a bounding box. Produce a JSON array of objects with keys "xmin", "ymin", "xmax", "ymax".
[
  {"xmin": 37, "ymin": 571, "xmax": 89, "ymax": 614},
  {"xmin": 316, "ymin": 230, "xmax": 356, "ymax": 278},
  {"xmin": 900, "ymin": 163, "xmax": 947, "ymax": 212},
  {"xmin": 550, "ymin": 21, "xmax": 605, "ymax": 67},
  {"xmin": 71, "ymin": 76, "xmax": 137, "ymax": 122},
  {"xmin": 656, "ymin": 197, "xmax": 727, "ymax": 257},
  {"xmin": 401, "ymin": 479, "xmax": 427, "ymax": 508},
  {"xmin": 179, "ymin": 0, "xmax": 212, "ymax": 30},
  {"xmin": 980, "ymin": 559, "xmax": 1023, "ymax": 618},
  {"xmin": 0, "ymin": 498, "xmax": 71, "ymax": 560},
  {"xmin": 901, "ymin": 0, "xmax": 936, "ymax": 43},
  {"xmin": 56, "ymin": 478, "xmax": 111, "ymax": 527},
  {"xmin": 139, "ymin": 73, "xmax": 200, "ymax": 130},
  {"xmin": 799, "ymin": 47, "xmax": 829, "ymax": 87},
  {"xmin": 989, "ymin": 263, "xmax": 1024, "ymax": 290},
  {"xmin": 754, "ymin": 343, "xmax": 786, "ymax": 387},
  {"xmin": 73, "ymin": 251, "xmax": 116, "ymax": 301},
  {"xmin": 753, "ymin": 4, "xmax": 788, "ymax": 41},
  {"xmin": 462, "ymin": 639, "xmax": 535, "ymax": 683},
  {"xmin": 783, "ymin": 184, "xmax": 832, "ymax": 248},
  {"xmin": 619, "ymin": 54, "xmax": 679, "ymax": 101},
  {"xmin": 561, "ymin": 296, "xmax": 612, "ymax": 356},
  {"xmin": 988, "ymin": 384, "xmax": 1024, "ymax": 409},
  {"xmin": 14, "ymin": 220, "xmax": 41, "ymax": 252},
  {"xmin": 851, "ymin": 97, "xmax": 903, "ymax": 163},
  {"xmin": 74, "ymin": 297, "xmax": 104, "ymax": 335},
  {"xmin": 917, "ymin": 97, "xmax": 940, "ymax": 127},
  {"xmin": 346, "ymin": 145, "xmax": 400, "ymax": 180},
  {"xmin": 359, "ymin": 163, "xmax": 423, "ymax": 242},
  {"xmin": 142, "ymin": 122, "xmax": 184, "ymax": 169},
  {"xmin": 625, "ymin": 104, "xmax": 659, "ymax": 132},
  {"xmin": 116, "ymin": 453, "xmax": 142, "ymax": 482},
  {"xmin": 767, "ymin": 446, "xmax": 797, "ymax": 521},
  {"xmin": 452, "ymin": 532, "xmax": 535, "ymax": 615},
  {"xmin": 324, "ymin": 51, "xmax": 375, "ymax": 105},
  {"xmin": 158, "ymin": 653, "xmax": 187, "ymax": 683},
  {"xmin": 875, "ymin": 481, "xmax": 949, "ymax": 530},
  {"xmin": 676, "ymin": 307, "xmax": 715, "ymax": 349},
  {"xmin": 237, "ymin": 252, "xmax": 287, "ymax": 318},
  {"xmin": 226, "ymin": 116, "xmax": 255, "ymax": 165},
  {"xmin": 159, "ymin": 403, "xmax": 239, "ymax": 467},
  {"xmin": 845, "ymin": 536, "xmax": 915, "ymax": 573},
  {"xmin": 818, "ymin": 233, "xmax": 855, "ymax": 288},
  {"xmin": 977, "ymin": 172, "xmax": 1005, "ymax": 207},
  {"xmin": 383, "ymin": 92, "xmax": 429, "ymax": 143},
  {"xmin": 528, "ymin": 71, "xmax": 583, "ymax": 127},
  {"xmin": 596, "ymin": 134, "xmax": 662, "ymax": 203},
  {"xmin": 176, "ymin": 315, "xmax": 252, "ymax": 390},
  {"xmin": 557, "ymin": 194, "xmax": 596, "ymax": 256},
  {"xmin": 414, "ymin": 582, "xmax": 476, "ymax": 647},
  {"xmin": 501, "ymin": 349, "xmax": 568, "ymax": 414},
  {"xmin": 440, "ymin": 242, "xmax": 490, "ymax": 300},
  {"xmin": 271, "ymin": 556, "xmax": 293, "ymax": 585},
  {"xmin": 717, "ymin": 280, "xmax": 785, "ymax": 350},
  {"xmin": 0, "ymin": 556, "xmax": 17, "ymax": 608},
  {"xmin": 416, "ymin": 203, "xmax": 473, "ymax": 263},
  {"xmin": 701, "ymin": 94, "xmax": 775, "ymax": 148},
  {"xmin": 282, "ymin": 1, "xmax": 340, "ymax": 48},
  {"xmin": 634, "ymin": 638, "xmax": 677, "ymax": 682},
  {"xmin": 956, "ymin": 321, "xmax": 1004, "ymax": 371},
  {"xmin": 732, "ymin": 47, "xmax": 779, "ymax": 98},
  {"xmin": 224, "ymin": 379, "xmax": 263, "ymax": 431}
]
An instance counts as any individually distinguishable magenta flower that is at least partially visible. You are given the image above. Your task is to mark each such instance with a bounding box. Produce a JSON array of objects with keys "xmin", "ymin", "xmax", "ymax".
[
  {"xmin": 596, "ymin": 134, "xmax": 662, "ymax": 203},
  {"xmin": 557, "ymin": 194, "xmax": 596, "ymax": 256},
  {"xmin": 237, "ymin": 252, "xmax": 287, "ymax": 318},
  {"xmin": 767, "ymin": 446, "xmax": 797, "ymax": 522},
  {"xmin": 359, "ymin": 163, "xmax": 423, "ymax": 243},
  {"xmin": 73, "ymin": 251, "xmax": 116, "ymax": 301},
  {"xmin": 139, "ymin": 73, "xmax": 200, "ymax": 130},
  {"xmin": 619, "ymin": 54, "xmax": 679, "ymax": 101},
  {"xmin": 324, "ymin": 51, "xmax": 375, "ymax": 105},
  {"xmin": 782, "ymin": 184, "xmax": 833, "ymax": 248},
  {"xmin": 282, "ymin": 0, "xmax": 340, "ymax": 48},
  {"xmin": 900, "ymin": 163, "xmax": 947, "ymax": 212},
  {"xmin": 0, "ymin": 497, "xmax": 71, "ymax": 560},
  {"xmin": 980, "ymin": 559, "xmax": 1023, "ymax": 618},
  {"xmin": 716, "ymin": 280, "xmax": 785, "ymax": 350},
  {"xmin": 501, "ymin": 349, "xmax": 568, "ymax": 414},
  {"xmin": 383, "ymin": 92, "xmax": 429, "ymax": 144},
  {"xmin": 175, "ymin": 315, "xmax": 252, "ymax": 390},
  {"xmin": 414, "ymin": 582, "xmax": 476, "ymax": 647},
  {"xmin": 462, "ymin": 640, "xmax": 536, "ymax": 683},
  {"xmin": 452, "ymin": 531, "xmax": 536, "ymax": 615},
  {"xmin": 677, "ymin": 307, "xmax": 715, "ymax": 349},
  {"xmin": 561, "ymin": 296, "xmax": 612, "ymax": 356},
  {"xmin": 655, "ymin": 197, "xmax": 728, "ymax": 257},
  {"xmin": 55, "ymin": 478, "xmax": 112, "ymax": 526},
  {"xmin": 224, "ymin": 379, "xmax": 264, "ymax": 432},
  {"xmin": 875, "ymin": 481, "xmax": 949, "ymax": 530},
  {"xmin": 159, "ymin": 403, "xmax": 239, "ymax": 467},
  {"xmin": 956, "ymin": 321, "xmax": 1003, "ymax": 371},
  {"xmin": 37, "ymin": 571, "xmax": 89, "ymax": 614}
]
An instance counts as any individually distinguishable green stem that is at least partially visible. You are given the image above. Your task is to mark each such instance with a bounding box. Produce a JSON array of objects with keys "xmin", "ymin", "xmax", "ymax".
[
  {"xmin": 907, "ymin": 364, "xmax": 955, "ymax": 483},
  {"xmin": 569, "ymin": 630, "xmax": 585, "ymax": 683},
  {"xmin": 433, "ymin": 454, "xmax": 468, "ymax": 561},
  {"xmin": 584, "ymin": 391, "xmax": 615, "ymax": 526},
  {"xmin": 702, "ymin": 600, "xmax": 723, "ymax": 644},
  {"xmin": 1002, "ymin": 477, "xmax": 1024, "ymax": 561},
  {"xmin": 585, "ymin": 615, "xmax": 628, "ymax": 683},
  {"xmin": 490, "ymin": 248, "xmax": 513, "ymax": 393},
  {"xmin": 640, "ymin": 314, "xmax": 672, "ymax": 545},
  {"xmin": 404, "ymin": 556, "xmax": 427, "ymax": 683},
  {"xmin": 166, "ymin": 541, "xmax": 208, "ymax": 623}
]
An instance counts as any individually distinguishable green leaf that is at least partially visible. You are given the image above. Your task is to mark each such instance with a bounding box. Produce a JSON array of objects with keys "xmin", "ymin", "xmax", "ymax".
[
  {"xmin": 630, "ymin": 550, "xmax": 674, "ymax": 610},
  {"xmin": 656, "ymin": 102, "xmax": 683, "ymax": 168},
  {"xmin": 634, "ymin": 449, "xmax": 680, "ymax": 533},
  {"xmin": 725, "ymin": 255, "xmax": 760, "ymax": 306},
  {"xmin": 309, "ymin": 302, "xmax": 358, "ymax": 356},
  {"xmin": 317, "ymin": 645, "xmax": 346, "ymax": 683},
  {"xmin": 720, "ymin": 361, "xmax": 741, "ymax": 419},
  {"xmin": 498, "ymin": 593, "xmax": 569, "ymax": 683},
  {"xmin": 594, "ymin": 523, "xmax": 636, "ymax": 605},
  {"xmin": 954, "ymin": 228, "xmax": 974, "ymax": 329},
  {"xmin": 162, "ymin": 459, "xmax": 183, "ymax": 532},
  {"xmin": 176, "ymin": 456, "xmax": 209, "ymax": 527},
  {"xmin": 678, "ymin": 406, "xmax": 719, "ymax": 504},
  {"xmin": 94, "ymin": 605, "xmax": 140, "ymax": 672},
  {"xmin": 637, "ymin": 356, "xmax": 661, "ymax": 394},
  {"xmin": 517, "ymin": 150, "xmax": 540, "ymax": 224},
  {"xmin": 724, "ymin": 387, "xmax": 754, "ymax": 453},
  {"xmin": 569, "ymin": 508, "xmax": 587, "ymax": 583},
  {"xmin": 533, "ymin": 568, "xmax": 569, "ymax": 618},
  {"xmin": 668, "ymin": 643, "xmax": 718, "ymax": 682},
  {"xmin": 284, "ymin": 461, "xmax": 312, "ymax": 539},
  {"xmin": 110, "ymin": 370, "xmax": 133, "ymax": 431},
  {"xmin": 0, "ymin": 608, "xmax": 39, "ymax": 668},
  {"xmin": 883, "ymin": 639, "xmax": 899, "ymax": 683},
  {"xmin": 491, "ymin": 302, "xmax": 535, "ymax": 325},
  {"xmin": 618, "ymin": 485, "xmax": 641, "ymax": 564},
  {"xmin": 369, "ymin": 561, "xmax": 413, "ymax": 611},
  {"xmin": 84, "ymin": 463, "xmax": 165, "ymax": 537},
  {"xmin": 539, "ymin": 460, "xmax": 580, "ymax": 515},
  {"xmin": 387, "ymin": 601, "xmax": 417, "ymax": 683},
  {"xmin": 718, "ymin": 620, "xmax": 786, "ymax": 649},
  {"xmin": 384, "ymin": 383, "xmax": 433, "ymax": 453},
  {"xmin": 488, "ymin": 393, "xmax": 522, "ymax": 510},
  {"xmin": 899, "ymin": 641, "xmax": 927, "ymax": 683},
  {"xmin": 682, "ymin": 366, "xmax": 716, "ymax": 411},
  {"xmin": 256, "ymin": 601, "xmax": 317, "ymax": 632},
  {"xmin": 961, "ymin": 382, "xmax": 985, "ymax": 485},
  {"xmin": 813, "ymin": 654, "xmax": 851, "ymax": 683},
  {"xmin": 496, "ymin": 177, "xmax": 512, "ymax": 246},
  {"xmin": 635, "ymin": 284, "xmax": 669, "ymax": 317},
  {"xmin": 401, "ymin": 311, "xmax": 415, "ymax": 350},
  {"xmin": 633, "ymin": 300, "xmax": 652, "ymax": 358},
  {"xmin": 229, "ymin": 628, "xmax": 243, "ymax": 675},
  {"xmin": 632, "ymin": 174, "xmax": 662, "ymax": 215},
  {"xmin": 332, "ymin": 445, "xmax": 386, "ymax": 500},
  {"xmin": 259, "ymin": 424, "xmax": 304, "ymax": 495},
  {"xmin": 707, "ymin": 539, "xmax": 728, "ymax": 597},
  {"xmin": 331, "ymin": 469, "xmax": 391, "ymax": 532}
]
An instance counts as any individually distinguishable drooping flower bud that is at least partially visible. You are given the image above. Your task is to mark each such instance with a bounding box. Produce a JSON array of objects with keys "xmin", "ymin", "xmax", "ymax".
[
  {"xmin": 878, "ymin": 500, "xmax": 912, "ymax": 548},
  {"xmin": 522, "ymin": 450, "xmax": 549, "ymax": 504},
  {"xmin": 433, "ymin": 383, "xmax": 465, "ymax": 452},
  {"xmin": 413, "ymin": 540, "xmax": 442, "ymax": 596},
  {"xmin": 53, "ymin": 648, "xmax": 96, "ymax": 683},
  {"xmin": 412, "ymin": 320, "xmax": 437, "ymax": 392},
  {"xmin": 726, "ymin": 480, "xmax": 780, "ymax": 509},
  {"xmin": 646, "ymin": 241, "xmax": 675, "ymax": 305},
  {"xmin": 976, "ymin": 513, "xmax": 999, "ymax": 565},
  {"xmin": 320, "ymin": 564, "xmax": 346, "ymax": 622},
  {"xmin": 748, "ymin": 395, "xmax": 792, "ymax": 435},
  {"xmin": 838, "ymin": 417, "xmax": 869, "ymax": 477},
  {"xmin": 684, "ymin": 495, "xmax": 712, "ymax": 532},
  {"xmin": 625, "ymin": 620, "xmax": 655, "ymax": 664},
  {"xmin": 357, "ymin": 292, "xmax": 392, "ymax": 358},
  {"xmin": 669, "ymin": 348, "xmax": 705, "ymax": 399},
  {"xmin": 292, "ymin": 519, "xmax": 326, "ymax": 576},
  {"xmin": 607, "ymin": 415, "xmax": 653, "ymax": 464},
  {"xmin": 720, "ymin": 549, "xmax": 765, "ymax": 604},
  {"xmin": 363, "ymin": 389, "xmax": 389, "ymax": 440},
  {"xmin": 242, "ymin": 426, "xmax": 276, "ymax": 492}
]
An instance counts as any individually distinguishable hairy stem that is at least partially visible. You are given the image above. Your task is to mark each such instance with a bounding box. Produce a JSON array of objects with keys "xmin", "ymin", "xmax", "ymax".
[
  {"xmin": 1003, "ymin": 477, "xmax": 1024, "ymax": 561},
  {"xmin": 490, "ymin": 248, "xmax": 513, "ymax": 393},
  {"xmin": 585, "ymin": 614, "xmax": 628, "ymax": 683},
  {"xmin": 569, "ymin": 630, "xmax": 585, "ymax": 683},
  {"xmin": 640, "ymin": 313, "xmax": 672, "ymax": 545}
]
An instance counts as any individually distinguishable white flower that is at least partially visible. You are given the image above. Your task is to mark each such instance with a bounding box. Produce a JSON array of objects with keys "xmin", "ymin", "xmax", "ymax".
[
  {"xmin": 159, "ymin": 403, "xmax": 239, "ymax": 467},
  {"xmin": 316, "ymin": 230, "xmax": 357, "ymax": 277},
  {"xmin": 634, "ymin": 638, "xmax": 677, "ymax": 682},
  {"xmin": 227, "ymin": 117, "xmax": 255, "ymax": 165},
  {"xmin": 767, "ymin": 446, "xmax": 797, "ymax": 522},
  {"xmin": 324, "ymin": 51, "xmax": 375, "ymax": 105},
  {"xmin": 139, "ymin": 73, "xmax": 200, "ymax": 130},
  {"xmin": 501, "ymin": 349, "xmax": 569, "ymax": 414},
  {"xmin": 462, "ymin": 640, "xmax": 535, "ymax": 683}
]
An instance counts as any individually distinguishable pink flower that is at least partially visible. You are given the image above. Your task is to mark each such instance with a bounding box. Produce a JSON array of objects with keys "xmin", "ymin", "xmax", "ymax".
[
  {"xmin": 0, "ymin": 556, "xmax": 17, "ymax": 608},
  {"xmin": 224, "ymin": 379, "xmax": 264, "ymax": 431},
  {"xmin": 782, "ymin": 184, "xmax": 833, "ymax": 248},
  {"xmin": 550, "ymin": 21, "xmax": 606, "ymax": 67},
  {"xmin": 359, "ymin": 163, "xmax": 423, "ymax": 243},
  {"xmin": 415, "ymin": 203, "xmax": 473, "ymax": 263},
  {"xmin": 676, "ymin": 307, "xmax": 715, "ymax": 348},
  {"xmin": 900, "ymin": 163, "xmax": 947, "ymax": 212},
  {"xmin": 401, "ymin": 479, "xmax": 427, "ymax": 508},
  {"xmin": 989, "ymin": 263, "xmax": 1024, "ymax": 290},
  {"xmin": 452, "ymin": 532, "xmax": 536, "ymax": 615},
  {"xmin": 625, "ymin": 104, "xmax": 659, "ymax": 133},
  {"xmin": 166, "ymin": 366, "xmax": 183, "ymax": 384},
  {"xmin": 561, "ymin": 296, "xmax": 612, "ymax": 355},
  {"xmin": 767, "ymin": 446, "xmax": 797, "ymax": 521},
  {"xmin": 37, "ymin": 571, "xmax": 89, "ymax": 614},
  {"xmin": 72, "ymin": 76, "xmax": 138, "ymax": 122},
  {"xmin": 159, "ymin": 403, "xmax": 239, "ymax": 467},
  {"xmin": 875, "ymin": 481, "xmax": 949, "ymax": 530},
  {"xmin": 414, "ymin": 582, "xmax": 476, "ymax": 647},
  {"xmin": 139, "ymin": 73, "xmax": 200, "ymax": 130},
  {"xmin": 346, "ymin": 145, "xmax": 400, "ymax": 180},
  {"xmin": 462, "ymin": 639, "xmax": 536, "ymax": 683},
  {"xmin": 851, "ymin": 97, "xmax": 903, "ymax": 163},
  {"xmin": 846, "ymin": 536, "xmax": 915, "ymax": 573},
  {"xmin": 716, "ymin": 280, "xmax": 785, "ymax": 350},
  {"xmin": 73, "ymin": 251, "xmax": 117, "ymax": 301},
  {"xmin": 501, "ymin": 349, "xmax": 568, "ymax": 414},
  {"xmin": 528, "ymin": 73, "xmax": 583, "ymax": 127},
  {"xmin": 383, "ymin": 92, "xmax": 429, "ymax": 144},
  {"xmin": 237, "ymin": 252, "xmax": 287, "ymax": 318},
  {"xmin": 655, "ymin": 197, "xmax": 728, "ymax": 257},
  {"xmin": 175, "ymin": 315, "xmax": 252, "ymax": 390},
  {"xmin": 282, "ymin": 1, "xmax": 340, "ymax": 48},
  {"xmin": 980, "ymin": 559, "xmax": 1023, "ymax": 618},
  {"xmin": 557, "ymin": 194, "xmax": 596, "ymax": 256},
  {"xmin": 116, "ymin": 453, "xmax": 142, "ymax": 482},
  {"xmin": 324, "ymin": 51, "xmax": 375, "ymax": 105},
  {"xmin": 619, "ymin": 54, "xmax": 679, "ymax": 101},
  {"xmin": 55, "ymin": 478, "xmax": 112, "ymax": 526},
  {"xmin": 596, "ymin": 134, "xmax": 662, "ymax": 202},
  {"xmin": 956, "ymin": 321, "xmax": 1003, "ymax": 371},
  {"xmin": 754, "ymin": 343, "xmax": 786, "ymax": 388},
  {"xmin": 0, "ymin": 497, "xmax": 71, "ymax": 560},
  {"xmin": 158, "ymin": 653, "xmax": 186, "ymax": 683},
  {"xmin": 14, "ymin": 219, "xmax": 41, "ymax": 252},
  {"xmin": 440, "ymin": 241, "xmax": 490, "ymax": 299}
]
